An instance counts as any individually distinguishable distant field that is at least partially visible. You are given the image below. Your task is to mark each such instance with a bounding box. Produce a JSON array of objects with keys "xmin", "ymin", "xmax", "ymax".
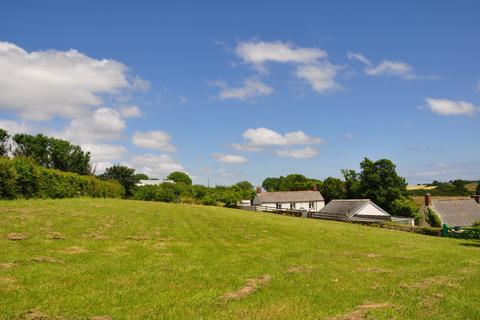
[
  {"xmin": 406, "ymin": 185, "xmax": 436, "ymax": 191},
  {"xmin": 411, "ymin": 196, "xmax": 474, "ymax": 209},
  {"xmin": 1, "ymin": 199, "xmax": 480, "ymax": 319},
  {"xmin": 466, "ymin": 182, "xmax": 478, "ymax": 192}
]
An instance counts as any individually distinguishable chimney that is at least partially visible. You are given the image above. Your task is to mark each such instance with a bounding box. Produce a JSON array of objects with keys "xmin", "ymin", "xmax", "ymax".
[
  {"xmin": 471, "ymin": 195, "xmax": 480, "ymax": 204},
  {"xmin": 425, "ymin": 193, "xmax": 432, "ymax": 207},
  {"xmin": 312, "ymin": 184, "xmax": 318, "ymax": 191},
  {"xmin": 256, "ymin": 186, "xmax": 262, "ymax": 194}
]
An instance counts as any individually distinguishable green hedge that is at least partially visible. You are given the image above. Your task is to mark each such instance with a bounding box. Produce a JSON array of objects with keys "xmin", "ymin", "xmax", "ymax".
[
  {"xmin": 426, "ymin": 207, "xmax": 442, "ymax": 228},
  {"xmin": 0, "ymin": 156, "xmax": 124, "ymax": 199}
]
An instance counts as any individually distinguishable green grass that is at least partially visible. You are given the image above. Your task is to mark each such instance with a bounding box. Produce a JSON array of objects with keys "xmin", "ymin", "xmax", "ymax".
[{"xmin": 1, "ymin": 199, "xmax": 480, "ymax": 319}]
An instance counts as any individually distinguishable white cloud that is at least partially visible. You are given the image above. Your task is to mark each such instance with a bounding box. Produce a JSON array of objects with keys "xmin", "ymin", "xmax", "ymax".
[
  {"xmin": 235, "ymin": 40, "xmax": 327, "ymax": 72},
  {"xmin": 295, "ymin": 63, "xmax": 343, "ymax": 93},
  {"xmin": 132, "ymin": 130, "xmax": 176, "ymax": 152},
  {"xmin": 216, "ymin": 78, "xmax": 273, "ymax": 100},
  {"xmin": 347, "ymin": 52, "xmax": 372, "ymax": 66},
  {"xmin": 81, "ymin": 143, "xmax": 127, "ymax": 162},
  {"xmin": 59, "ymin": 107, "xmax": 126, "ymax": 143},
  {"xmin": 131, "ymin": 154, "xmax": 185, "ymax": 178},
  {"xmin": 120, "ymin": 105, "xmax": 142, "ymax": 118},
  {"xmin": 91, "ymin": 161, "xmax": 113, "ymax": 175},
  {"xmin": 348, "ymin": 51, "xmax": 416, "ymax": 80},
  {"xmin": 424, "ymin": 98, "xmax": 478, "ymax": 116},
  {"xmin": 276, "ymin": 147, "xmax": 318, "ymax": 159},
  {"xmin": 212, "ymin": 153, "xmax": 248, "ymax": 164},
  {"xmin": 0, "ymin": 119, "xmax": 32, "ymax": 135},
  {"xmin": 366, "ymin": 61, "xmax": 415, "ymax": 79},
  {"xmin": 233, "ymin": 127, "xmax": 322, "ymax": 151},
  {"xmin": 0, "ymin": 41, "xmax": 145, "ymax": 121},
  {"xmin": 345, "ymin": 133, "xmax": 354, "ymax": 140}
]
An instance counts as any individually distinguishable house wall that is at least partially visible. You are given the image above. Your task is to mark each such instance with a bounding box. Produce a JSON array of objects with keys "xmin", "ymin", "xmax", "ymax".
[
  {"xmin": 355, "ymin": 203, "xmax": 389, "ymax": 216},
  {"xmin": 260, "ymin": 201, "xmax": 324, "ymax": 212}
]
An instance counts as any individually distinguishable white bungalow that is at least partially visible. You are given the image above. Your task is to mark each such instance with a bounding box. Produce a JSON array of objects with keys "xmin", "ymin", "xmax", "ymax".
[{"xmin": 252, "ymin": 187, "xmax": 325, "ymax": 212}]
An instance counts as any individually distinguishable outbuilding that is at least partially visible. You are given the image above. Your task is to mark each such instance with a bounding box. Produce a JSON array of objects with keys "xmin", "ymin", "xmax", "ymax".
[{"xmin": 315, "ymin": 199, "xmax": 392, "ymax": 223}]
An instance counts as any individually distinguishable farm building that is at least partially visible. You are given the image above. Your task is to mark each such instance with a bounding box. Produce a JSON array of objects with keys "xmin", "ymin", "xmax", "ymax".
[
  {"xmin": 314, "ymin": 199, "xmax": 395, "ymax": 223},
  {"xmin": 422, "ymin": 194, "xmax": 480, "ymax": 227},
  {"xmin": 252, "ymin": 187, "xmax": 325, "ymax": 212},
  {"xmin": 136, "ymin": 179, "xmax": 175, "ymax": 186}
]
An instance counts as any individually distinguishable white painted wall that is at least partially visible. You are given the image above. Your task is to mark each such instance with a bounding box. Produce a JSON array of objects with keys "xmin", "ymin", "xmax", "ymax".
[
  {"xmin": 355, "ymin": 203, "xmax": 389, "ymax": 216},
  {"xmin": 260, "ymin": 201, "xmax": 324, "ymax": 212}
]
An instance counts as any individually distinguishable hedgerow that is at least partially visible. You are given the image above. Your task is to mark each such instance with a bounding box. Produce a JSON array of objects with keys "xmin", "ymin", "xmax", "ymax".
[{"xmin": 0, "ymin": 156, "xmax": 124, "ymax": 199}]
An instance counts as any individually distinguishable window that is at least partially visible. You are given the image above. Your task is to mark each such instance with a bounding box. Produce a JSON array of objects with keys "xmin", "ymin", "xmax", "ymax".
[
  {"xmin": 309, "ymin": 201, "xmax": 314, "ymax": 209},
  {"xmin": 290, "ymin": 202, "xmax": 296, "ymax": 209},
  {"xmin": 276, "ymin": 203, "xmax": 282, "ymax": 210}
]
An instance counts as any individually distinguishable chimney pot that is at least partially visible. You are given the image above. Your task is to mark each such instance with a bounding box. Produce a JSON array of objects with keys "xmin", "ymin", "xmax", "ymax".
[
  {"xmin": 256, "ymin": 187, "xmax": 262, "ymax": 194},
  {"xmin": 471, "ymin": 195, "xmax": 480, "ymax": 204},
  {"xmin": 425, "ymin": 193, "xmax": 432, "ymax": 207},
  {"xmin": 312, "ymin": 184, "xmax": 318, "ymax": 191}
]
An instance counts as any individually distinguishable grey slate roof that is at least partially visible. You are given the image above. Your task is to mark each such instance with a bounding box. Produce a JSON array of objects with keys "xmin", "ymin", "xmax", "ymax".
[
  {"xmin": 253, "ymin": 190, "xmax": 324, "ymax": 205},
  {"xmin": 430, "ymin": 199, "xmax": 480, "ymax": 227},
  {"xmin": 317, "ymin": 199, "xmax": 390, "ymax": 222}
]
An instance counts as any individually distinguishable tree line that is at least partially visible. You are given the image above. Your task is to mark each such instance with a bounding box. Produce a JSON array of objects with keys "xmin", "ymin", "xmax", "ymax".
[
  {"xmin": 0, "ymin": 129, "xmax": 91, "ymax": 175},
  {"xmin": 261, "ymin": 158, "xmax": 419, "ymax": 222}
]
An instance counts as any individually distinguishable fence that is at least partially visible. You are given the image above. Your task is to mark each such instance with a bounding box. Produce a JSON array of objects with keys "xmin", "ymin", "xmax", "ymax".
[
  {"xmin": 442, "ymin": 224, "xmax": 480, "ymax": 239},
  {"xmin": 240, "ymin": 205, "xmax": 309, "ymax": 217}
]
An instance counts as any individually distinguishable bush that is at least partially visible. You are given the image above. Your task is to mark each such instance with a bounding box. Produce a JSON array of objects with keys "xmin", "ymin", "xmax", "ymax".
[
  {"xmin": 472, "ymin": 221, "xmax": 480, "ymax": 228},
  {"xmin": 377, "ymin": 222, "xmax": 442, "ymax": 236},
  {"xmin": 133, "ymin": 183, "xmax": 181, "ymax": 203},
  {"xmin": 0, "ymin": 157, "xmax": 124, "ymax": 200},
  {"xmin": 390, "ymin": 197, "xmax": 421, "ymax": 225},
  {"xmin": 0, "ymin": 157, "xmax": 17, "ymax": 199},
  {"xmin": 13, "ymin": 157, "xmax": 39, "ymax": 198},
  {"xmin": 426, "ymin": 207, "xmax": 442, "ymax": 228}
]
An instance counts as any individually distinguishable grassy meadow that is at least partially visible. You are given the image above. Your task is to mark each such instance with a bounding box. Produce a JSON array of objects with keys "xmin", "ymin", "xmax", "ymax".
[{"xmin": 1, "ymin": 198, "xmax": 480, "ymax": 319}]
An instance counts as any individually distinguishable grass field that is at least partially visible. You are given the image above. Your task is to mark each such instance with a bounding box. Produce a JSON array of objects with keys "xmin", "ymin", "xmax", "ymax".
[{"xmin": 1, "ymin": 199, "xmax": 480, "ymax": 319}]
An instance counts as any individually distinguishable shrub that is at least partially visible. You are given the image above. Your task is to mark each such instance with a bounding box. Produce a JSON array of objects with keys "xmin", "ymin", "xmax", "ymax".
[
  {"xmin": 390, "ymin": 197, "xmax": 421, "ymax": 224},
  {"xmin": 12, "ymin": 157, "xmax": 39, "ymax": 198},
  {"xmin": 133, "ymin": 185, "xmax": 158, "ymax": 201},
  {"xmin": 472, "ymin": 221, "xmax": 480, "ymax": 228},
  {"xmin": 377, "ymin": 222, "xmax": 442, "ymax": 236},
  {"xmin": 133, "ymin": 183, "xmax": 181, "ymax": 203},
  {"xmin": 426, "ymin": 207, "xmax": 442, "ymax": 228},
  {"xmin": 0, "ymin": 157, "xmax": 124, "ymax": 200},
  {"xmin": 0, "ymin": 157, "xmax": 17, "ymax": 199},
  {"xmin": 202, "ymin": 194, "xmax": 218, "ymax": 206}
]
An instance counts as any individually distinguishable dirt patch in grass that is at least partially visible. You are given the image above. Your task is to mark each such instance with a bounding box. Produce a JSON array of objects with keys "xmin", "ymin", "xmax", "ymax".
[
  {"xmin": 103, "ymin": 223, "xmax": 114, "ymax": 230},
  {"xmin": 331, "ymin": 302, "xmax": 390, "ymax": 320},
  {"xmin": 0, "ymin": 276, "xmax": 19, "ymax": 290},
  {"xmin": 126, "ymin": 235, "xmax": 150, "ymax": 241},
  {"xmin": 21, "ymin": 309, "xmax": 54, "ymax": 320},
  {"xmin": 85, "ymin": 232, "xmax": 108, "ymax": 240},
  {"xmin": 32, "ymin": 256, "xmax": 64, "ymax": 264},
  {"xmin": 58, "ymin": 246, "xmax": 88, "ymax": 255},
  {"xmin": 7, "ymin": 233, "xmax": 28, "ymax": 241},
  {"xmin": 357, "ymin": 267, "xmax": 391, "ymax": 273},
  {"xmin": 421, "ymin": 293, "xmax": 444, "ymax": 308},
  {"xmin": 286, "ymin": 266, "xmax": 312, "ymax": 274},
  {"xmin": 0, "ymin": 262, "xmax": 17, "ymax": 270},
  {"xmin": 366, "ymin": 253, "xmax": 381, "ymax": 258},
  {"xmin": 47, "ymin": 232, "xmax": 65, "ymax": 240},
  {"xmin": 221, "ymin": 274, "xmax": 271, "ymax": 301},
  {"xmin": 413, "ymin": 276, "xmax": 458, "ymax": 290},
  {"xmin": 90, "ymin": 316, "xmax": 112, "ymax": 320}
]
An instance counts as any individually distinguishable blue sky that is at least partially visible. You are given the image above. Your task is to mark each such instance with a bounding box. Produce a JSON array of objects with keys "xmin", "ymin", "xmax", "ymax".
[{"xmin": 0, "ymin": 1, "xmax": 479, "ymax": 185}]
